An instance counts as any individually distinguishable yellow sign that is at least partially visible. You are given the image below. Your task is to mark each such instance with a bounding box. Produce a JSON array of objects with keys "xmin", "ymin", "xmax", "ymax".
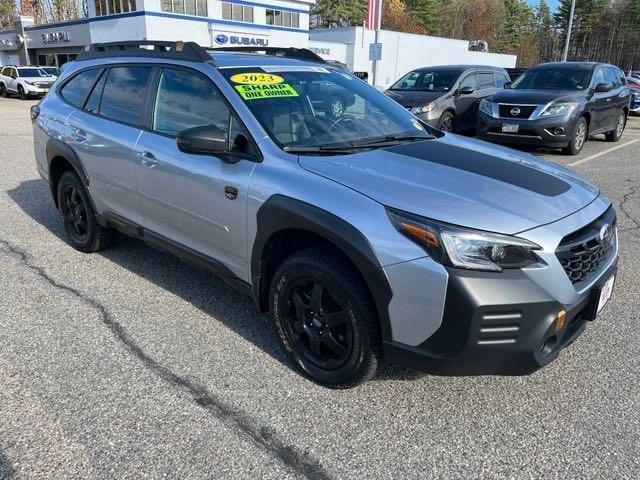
[
  {"xmin": 230, "ymin": 73, "xmax": 285, "ymax": 85},
  {"xmin": 235, "ymin": 83, "xmax": 299, "ymax": 100}
]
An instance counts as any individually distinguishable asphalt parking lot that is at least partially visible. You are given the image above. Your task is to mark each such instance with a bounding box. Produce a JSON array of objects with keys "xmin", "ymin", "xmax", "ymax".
[{"xmin": 1, "ymin": 96, "xmax": 639, "ymax": 480}]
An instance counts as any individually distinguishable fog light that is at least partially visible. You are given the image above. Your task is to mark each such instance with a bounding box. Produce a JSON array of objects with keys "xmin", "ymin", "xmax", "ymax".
[
  {"xmin": 554, "ymin": 310, "xmax": 566, "ymax": 332},
  {"xmin": 553, "ymin": 127, "xmax": 565, "ymax": 135}
]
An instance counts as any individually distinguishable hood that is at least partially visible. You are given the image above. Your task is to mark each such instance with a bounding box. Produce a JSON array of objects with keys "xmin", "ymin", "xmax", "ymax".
[
  {"xmin": 21, "ymin": 76, "xmax": 54, "ymax": 84},
  {"xmin": 385, "ymin": 90, "xmax": 446, "ymax": 108},
  {"xmin": 299, "ymin": 134, "xmax": 599, "ymax": 235},
  {"xmin": 490, "ymin": 88, "xmax": 584, "ymax": 105}
]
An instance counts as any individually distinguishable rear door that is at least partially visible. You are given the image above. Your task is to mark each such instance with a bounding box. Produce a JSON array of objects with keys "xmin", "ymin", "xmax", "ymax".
[
  {"xmin": 64, "ymin": 65, "xmax": 152, "ymax": 226},
  {"xmin": 7, "ymin": 67, "xmax": 18, "ymax": 92},
  {"xmin": 134, "ymin": 66, "xmax": 258, "ymax": 278},
  {"xmin": 605, "ymin": 66, "xmax": 628, "ymax": 127}
]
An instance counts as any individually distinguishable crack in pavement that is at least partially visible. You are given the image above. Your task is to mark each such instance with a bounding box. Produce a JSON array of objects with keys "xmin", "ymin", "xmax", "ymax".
[
  {"xmin": 0, "ymin": 238, "xmax": 333, "ymax": 480},
  {"xmin": 618, "ymin": 185, "xmax": 640, "ymax": 238}
]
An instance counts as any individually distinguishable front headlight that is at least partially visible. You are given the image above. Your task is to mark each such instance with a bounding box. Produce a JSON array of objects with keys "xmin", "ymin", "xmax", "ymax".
[
  {"xmin": 479, "ymin": 98, "xmax": 493, "ymax": 116},
  {"xmin": 24, "ymin": 81, "xmax": 34, "ymax": 85},
  {"xmin": 410, "ymin": 104, "xmax": 434, "ymax": 114},
  {"xmin": 387, "ymin": 208, "xmax": 543, "ymax": 272},
  {"xmin": 539, "ymin": 102, "xmax": 578, "ymax": 117}
]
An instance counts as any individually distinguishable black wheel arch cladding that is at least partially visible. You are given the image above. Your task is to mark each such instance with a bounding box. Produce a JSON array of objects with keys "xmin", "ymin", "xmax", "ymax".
[
  {"xmin": 251, "ymin": 194, "xmax": 394, "ymax": 342},
  {"xmin": 46, "ymin": 138, "xmax": 91, "ymax": 206}
]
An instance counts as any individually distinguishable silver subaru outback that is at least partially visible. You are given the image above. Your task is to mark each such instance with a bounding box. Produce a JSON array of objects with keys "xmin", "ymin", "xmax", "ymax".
[{"xmin": 31, "ymin": 41, "xmax": 618, "ymax": 388}]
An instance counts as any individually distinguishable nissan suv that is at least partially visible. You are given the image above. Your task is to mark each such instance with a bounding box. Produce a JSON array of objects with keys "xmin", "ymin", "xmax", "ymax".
[
  {"xmin": 32, "ymin": 42, "xmax": 618, "ymax": 388},
  {"xmin": 478, "ymin": 62, "xmax": 630, "ymax": 155}
]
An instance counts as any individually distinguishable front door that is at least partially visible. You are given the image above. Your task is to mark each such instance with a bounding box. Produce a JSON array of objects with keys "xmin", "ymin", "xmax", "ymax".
[
  {"xmin": 590, "ymin": 67, "xmax": 613, "ymax": 133},
  {"xmin": 135, "ymin": 66, "xmax": 257, "ymax": 279},
  {"xmin": 453, "ymin": 72, "xmax": 478, "ymax": 130}
]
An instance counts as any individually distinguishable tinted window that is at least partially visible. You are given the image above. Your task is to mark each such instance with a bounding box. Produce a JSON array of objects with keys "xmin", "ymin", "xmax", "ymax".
[
  {"xmin": 495, "ymin": 72, "xmax": 510, "ymax": 88},
  {"xmin": 61, "ymin": 69, "xmax": 102, "ymax": 107},
  {"xmin": 478, "ymin": 73, "xmax": 494, "ymax": 89},
  {"xmin": 18, "ymin": 68, "xmax": 47, "ymax": 77},
  {"xmin": 605, "ymin": 67, "xmax": 620, "ymax": 87},
  {"xmin": 459, "ymin": 74, "xmax": 476, "ymax": 90},
  {"xmin": 84, "ymin": 70, "xmax": 106, "ymax": 114},
  {"xmin": 153, "ymin": 68, "xmax": 230, "ymax": 136},
  {"xmin": 99, "ymin": 66, "xmax": 151, "ymax": 125}
]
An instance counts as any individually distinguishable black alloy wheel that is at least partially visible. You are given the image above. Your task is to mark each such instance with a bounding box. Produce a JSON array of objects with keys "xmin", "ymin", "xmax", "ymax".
[
  {"xmin": 270, "ymin": 248, "xmax": 381, "ymax": 388},
  {"xmin": 439, "ymin": 111, "xmax": 455, "ymax": 132},
  {"xmin": 284, "ymin": 277, "xmax": 353, "ymax": 370},
  {"xmin": 61, "ymin": 183, "xmax": 89, "ymax": 243}
]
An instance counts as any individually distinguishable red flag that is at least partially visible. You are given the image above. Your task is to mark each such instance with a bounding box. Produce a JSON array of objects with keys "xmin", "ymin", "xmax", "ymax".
[{"xmin": 366, "ymin": 0, "xmax": 381, "ymax": 30}]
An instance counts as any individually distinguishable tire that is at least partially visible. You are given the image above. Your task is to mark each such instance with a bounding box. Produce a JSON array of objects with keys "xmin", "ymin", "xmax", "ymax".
[
  {"xmin": 56, "ymin": 170, "xmax": 116, "ymax": 253},
  {"xmin": 269, "ymin": 247, "xmax": 381, "ymax": 388},
  {"xmin": 562, "ymin": 116, "xmax": 588, "ymax": 156},
  {"xmin": 18, "ymin": 85, "xmax": 27, "ymax": 100},
  {"xmin": 0, "ymin": 83, "xmax": 7, "ymax": 98},
  {"xmin": 327, "ymin": 95, "xmax": 345, "ymax": 119},
  {"xmin": 605, "ymin": 111, "xmax": 626, "ymax": 142},
  {"xmin": 438, "ymin": 111, "xmax": 455, "ymax": 132}
]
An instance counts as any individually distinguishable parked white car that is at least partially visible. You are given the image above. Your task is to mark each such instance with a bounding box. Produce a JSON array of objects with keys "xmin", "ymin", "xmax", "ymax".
[{"xmin": 0, "ymin": 66, "xmax": 56, "ymax": 99}]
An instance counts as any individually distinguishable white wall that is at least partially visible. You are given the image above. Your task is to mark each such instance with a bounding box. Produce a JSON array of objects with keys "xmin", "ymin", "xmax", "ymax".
[
  {"xmin": 89, "ymin": 16, "xmax": 148, "ymax": 43},
  {"xmin": 311, "ymin": 27, "xmax": 517, "ymax": 88},
  {"xmin": 308, "ymin": 40, "xmax": 347, "ymax": 63}
]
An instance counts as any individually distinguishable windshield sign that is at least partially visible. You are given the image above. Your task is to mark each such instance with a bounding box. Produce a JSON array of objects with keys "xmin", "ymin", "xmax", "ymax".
[
  {"xmin": 511, "ymin": 69, "xmax": 591, "ymax": 90},
  {"xmin": 221, "ymin": 68, "xmax": 432, "ymax": 151},
  {"xmin": 390, "ymin": 70, "xmax": 459, "ymax": 92}
]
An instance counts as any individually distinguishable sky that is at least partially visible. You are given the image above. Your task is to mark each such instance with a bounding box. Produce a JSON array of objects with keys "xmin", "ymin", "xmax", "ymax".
[{"xmin": 527, "ymin": 0, "xmax": 560, "ymax": 12}]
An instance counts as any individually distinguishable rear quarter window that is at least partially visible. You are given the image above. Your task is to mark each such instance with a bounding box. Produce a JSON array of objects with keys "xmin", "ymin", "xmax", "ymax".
[{"xmin": 60, "ymin": 69, "xmax": 102, "ymax": 108}]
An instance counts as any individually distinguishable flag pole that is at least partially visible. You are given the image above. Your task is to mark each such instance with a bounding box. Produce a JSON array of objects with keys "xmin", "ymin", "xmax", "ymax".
[{"xmin": 372, "ymin": 0, "xmax": 383, "ymax": 87}]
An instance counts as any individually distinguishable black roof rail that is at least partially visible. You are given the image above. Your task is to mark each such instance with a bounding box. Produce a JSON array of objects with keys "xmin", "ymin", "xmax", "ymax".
[
  {"xmin": 76, "ymin": 41, "xmax": 213, "ymax": 63},
  {"xmin": 207, "ymin": 47, "xmax": 326, "ymax": 64}
]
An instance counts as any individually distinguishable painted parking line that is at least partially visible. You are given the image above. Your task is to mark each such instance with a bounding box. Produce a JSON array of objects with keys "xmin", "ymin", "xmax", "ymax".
[{"xmin": 568, "ymin": 138, "xmax": 640, "ymax": 167}]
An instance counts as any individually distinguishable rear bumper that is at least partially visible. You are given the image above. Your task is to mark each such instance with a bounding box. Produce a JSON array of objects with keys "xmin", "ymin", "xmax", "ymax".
[
  {"xmin": 384, "ymin": 258, "xmax": 617, "ymax": 376},
  {"xmin": 478, "ymin": 111, "xmax": 578, "ymax": 148}
]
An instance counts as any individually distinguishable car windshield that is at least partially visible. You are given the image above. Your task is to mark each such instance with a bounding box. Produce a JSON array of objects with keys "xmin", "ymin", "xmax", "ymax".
[
  {"xmin": 220, "ymin": 67, "xmax": 432, "ymax": 150},
  {"xmin": 18, "ymin": 68, "xmax": 49, "ymax": 77},
  {"xmin": 389, "ymin": 70, "xmax": 459, "ymax": 92},
  {"xmin": 511, "ymin": 69, "xmax": 591, "ymax": 90},
  {"xmin": 42, "ymin": 67, "xmax": 60, "ymax": 75}
]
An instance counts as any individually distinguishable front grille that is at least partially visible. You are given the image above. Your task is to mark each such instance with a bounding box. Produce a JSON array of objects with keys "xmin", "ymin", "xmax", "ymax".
[
  {"xmin": 498, "ymin": 104, "xmax": 537, "ymax": 119},
  {"xmin": 555, "ymin": 207, "xmax": 616, "ymax": 285}
]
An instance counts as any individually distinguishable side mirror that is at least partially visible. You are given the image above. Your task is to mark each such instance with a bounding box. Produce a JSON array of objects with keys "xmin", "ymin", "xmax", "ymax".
[
  {"xmin": 177, "ymin": 124, "xmax": 227, "ymax": 156},
  {"xmin": 458, "ymin": 86, "xmax": 474, "ymax": 95},
  {"xmin": 11, "ymin": 74, "xmax": 17, "ymax": 79},
  {"xmin": 503, "ymin": 82, "xmax": 512, "ymax": 89},
  {"xmin": 595, "ymin": 82, "xmax": 613, "ymax": 92}
]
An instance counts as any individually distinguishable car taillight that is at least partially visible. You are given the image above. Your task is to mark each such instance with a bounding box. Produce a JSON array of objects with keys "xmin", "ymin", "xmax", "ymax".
[{"xmin": 30, "ymin": 105, "xmax": 40, "ymax": 122}]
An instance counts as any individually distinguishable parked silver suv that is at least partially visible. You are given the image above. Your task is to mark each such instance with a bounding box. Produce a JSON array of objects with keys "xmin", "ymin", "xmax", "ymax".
[{"xmin": 32, "ymin": 42, "xmax": 618, "ymax": 388}]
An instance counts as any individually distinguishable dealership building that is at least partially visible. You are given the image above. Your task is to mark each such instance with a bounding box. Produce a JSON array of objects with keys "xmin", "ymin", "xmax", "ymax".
[{"xmin": 0, "ymin": 0, "xmax": 516, "ymax": 88}]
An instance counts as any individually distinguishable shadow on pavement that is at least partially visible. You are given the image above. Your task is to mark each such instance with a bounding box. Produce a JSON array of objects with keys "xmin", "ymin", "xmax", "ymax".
[
  {"xmin": 0, "ymin": 449, "xmax": 16, "ymax": 480},
  {"xmin": 8, "ymin": 179, "xmax": 420, "ymax": 382}
]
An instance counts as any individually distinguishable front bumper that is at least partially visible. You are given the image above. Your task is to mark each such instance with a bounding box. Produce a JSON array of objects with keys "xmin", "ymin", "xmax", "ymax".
[
  {"xmin": 630, "ymin": 98, "xmax": 640, "ymax": 114},
  {"xmin": 24, "ymin": 84, "xmax": 52, "ymax": 96},
  {"xmin": 384, "ymin": 255, "xmax": 617, "ymax": 376},
  {"xmin": 478, "ymin": 110, "xmax": 578, "ymax": 148}
]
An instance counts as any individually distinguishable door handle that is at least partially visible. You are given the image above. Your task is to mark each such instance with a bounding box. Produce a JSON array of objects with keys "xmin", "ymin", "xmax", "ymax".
[
  {"xmin": 71, "ymin": 128, "xmax": 87, "ymax": 143},
  {"xmin": 136, "ymin": 150, "xmax": 158, "ymax": 167}
]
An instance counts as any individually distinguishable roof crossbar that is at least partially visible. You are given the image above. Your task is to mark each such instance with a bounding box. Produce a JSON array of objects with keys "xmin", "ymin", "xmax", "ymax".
[
  {"xmin": 76, "ymin": 41, "xmax": 213, "ymax": 63},
  {"xmin": 207, "ymin": 47, "xmax": 326, "ymax": 64}
]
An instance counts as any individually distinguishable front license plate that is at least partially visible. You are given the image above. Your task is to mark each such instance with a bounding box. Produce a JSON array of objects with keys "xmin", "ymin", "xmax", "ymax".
[
  {"xmin": 43, "ymin": 88, "xmax": 49, "ymax": 93},
  {"xmin": 502, "ymin": 123, "xmax": 519, "ymax": 133},
  {"xmin": 597, "ymin": 275, "xmax": 615, "ymax": 314}
]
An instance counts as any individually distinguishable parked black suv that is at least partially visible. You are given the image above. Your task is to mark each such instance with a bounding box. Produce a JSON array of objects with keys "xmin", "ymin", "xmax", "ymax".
[
  {"xmin": 478, "ymin": 62, "xmax": 631, "ymax": 155},
  {"xmin": 385, "ymin": 65, "xmax": 510, "ymax": 133}
]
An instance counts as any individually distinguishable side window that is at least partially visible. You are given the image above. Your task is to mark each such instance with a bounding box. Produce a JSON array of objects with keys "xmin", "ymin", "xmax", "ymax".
[
  {"xmin": 618, "ymin": 69, "xmax": 626, "ymax": 86},
  {"xmin": 459, "ymin": 73, "xmax": 476, "ymax": 90},
  {"xmin": 495, "ymin": 72, "xmax": 510, "ymax": 88},
  {"xmin": 99, "ymin": 66, "xmax": 152, "ymax": 126},
  {"xmin": 84, "ymin": 70, "xmax": 106, "ymax": 114},
  {"xmin": 1, "ymin": 67, "xmax": 7, "ymax": 76},
  {"xmin": 592, "ymin": 68, "xmax": 607, "ymax": 88},
  {"xmin": 605, "ymin": 67, "xmax": 620, "ymax": 87},
  {"xmin": 478, "ymin": 73, "xmax": 494, "ymax": 89},
  {"xmin": 60, "ymin": 68, "xmax": 102, "ymax": 108},
  {"xmin": 153, "ymin": 68, "xmax": 230, "ymax": 137}
]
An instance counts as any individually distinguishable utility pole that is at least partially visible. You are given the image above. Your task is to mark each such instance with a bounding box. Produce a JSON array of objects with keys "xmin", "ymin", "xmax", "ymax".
[
  {"xmin": 562, "ymin": 0, "xmax": 576, "ymax": 62},
  {"xmin": 371, "ymin": 0, "xmax": 383, "ymax": 87}
]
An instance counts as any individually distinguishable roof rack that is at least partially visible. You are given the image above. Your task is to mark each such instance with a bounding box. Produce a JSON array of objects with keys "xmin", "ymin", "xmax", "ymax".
[
  {"xmin": 207, "ymin": 47, "xmax": 326, "ymax": 64},
  {"xmin": 76, "ymin": 41, "xmax": 212, "ymax": 63}
]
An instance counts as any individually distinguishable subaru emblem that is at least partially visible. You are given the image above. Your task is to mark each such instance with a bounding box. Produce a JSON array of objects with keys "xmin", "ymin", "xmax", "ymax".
[
  {"xmin": 510, "ymin": 107, "xmax": 521, "ymax": 116},
  {"xmin": 215, "ymin": 34, "xmax": 229, "ymax": 45}
]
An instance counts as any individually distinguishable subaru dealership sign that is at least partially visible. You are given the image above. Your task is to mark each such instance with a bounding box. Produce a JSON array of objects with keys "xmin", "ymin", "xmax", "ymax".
[{"xmin": 213, "ymin": 32, "xmax": 268, "ymax": 47}]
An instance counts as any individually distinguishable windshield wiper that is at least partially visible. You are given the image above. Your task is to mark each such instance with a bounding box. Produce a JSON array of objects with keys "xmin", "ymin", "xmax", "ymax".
[
  {"xmin": 283, "ymin": 145, "xmax": 360, "ymax": 155},
  {"xmin": 283, "ymin": 134, "xmax": 433, "ymax": 155},
  {"xmin": 349, "ymin": 134, "xmax": 433, "ymax": 147}
]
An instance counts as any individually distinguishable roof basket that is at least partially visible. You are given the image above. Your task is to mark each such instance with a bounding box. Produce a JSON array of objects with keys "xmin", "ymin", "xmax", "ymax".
[
  {"xmin": 207, "ymin": 47, "xmax": 326, "ymax": 64},
  {"xmin": 76, "ymin": 41, "xmax": 212, "ymax": 63}
]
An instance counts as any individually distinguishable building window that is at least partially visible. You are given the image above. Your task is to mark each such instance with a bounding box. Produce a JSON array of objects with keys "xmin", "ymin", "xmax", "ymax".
[
  {"xmin": 221, "ymin": 2, "xmax": 253, "ymax": 22},
  {"xmin": 266, "ymin": 8, "xmax": 299, "ymax": 28},
  {"xmin": 94, "ymin": 0, "xmax": 136, "ymax": 16},
  {"xmin": 160, "ymin": 0, "xmax": 206, "ymax": 16}
]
